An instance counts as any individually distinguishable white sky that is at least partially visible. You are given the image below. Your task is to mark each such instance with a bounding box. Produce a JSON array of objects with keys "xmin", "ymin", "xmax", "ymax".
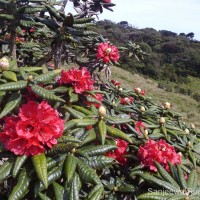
[{"xmin": 66, "ymin": 0, "xmax": 200, "ymax": 40}]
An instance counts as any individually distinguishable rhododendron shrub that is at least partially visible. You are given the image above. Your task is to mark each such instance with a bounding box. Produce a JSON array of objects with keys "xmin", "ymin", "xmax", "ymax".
[
  {"xmin": 0, "ymin": 101, "xmax": 64, "ymax": 156},
  {"xmin": 138, "ymin": 139, "xmax": 181, "ymax": 172}
]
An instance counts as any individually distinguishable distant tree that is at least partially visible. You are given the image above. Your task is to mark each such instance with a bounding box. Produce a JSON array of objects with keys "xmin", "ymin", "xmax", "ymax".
[
  {"xmin": 179, "ymin": 33, "xmax": 186, "ymax": 37},
  {"xmin": 186, "ymin": 32, "xmax": 195, "ymax": 40},
  {"xmin": 118, "ymin": 21, "xmax": 129, "ymax": 28}
]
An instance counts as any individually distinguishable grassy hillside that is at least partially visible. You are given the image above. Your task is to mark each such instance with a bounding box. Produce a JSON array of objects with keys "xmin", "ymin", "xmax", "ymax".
[{"xmin": 108, "ymin": 66, "xmax": 200, "ymax": 128}]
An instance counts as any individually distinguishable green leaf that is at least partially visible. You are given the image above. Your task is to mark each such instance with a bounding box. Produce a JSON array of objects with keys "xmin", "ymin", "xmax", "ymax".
[
  {"xmin": 81, "ymin": 156, "xmax": 114, "ymax": 170},
  {"xmin": 57, "ymin": 136, "xmax": 81, "ymax": 143},
  {"xmin": 139, "ymin": 173, "xmax": 176, "ymax": 192},
  {"xmin": 72, "ymin": 105, "xmax": 94, "ymax": 115},
  {"xmin": 46, "ymin": 143, "xmax": 79, "ymax": 156},
  {"xmin": 20, "ymin": 67, "xmax": 43, "ymax": 72},
  {"xmin": 32, "ymin": 153, "xmax": 48, "ymax": 189},
  {"xmin": 12, "ymin": 155, "xmax": 28, "ymax": 178},
  {"xmin": 81, "ymin": 128, "xmax": 97, "ymax": 145},
  {"xmin": 155, "ymin": 162, "xmax": 180, "ymax": 189},
  {"xmin": 2, "ymin": 71, "xmax": 17, "ymax": 81},
  {"xmin": 69, "ymin": 173, "xmax": 81, "ymax": 200},
  {"xmin": 64, "ymin": 120, "xmax": 77, "ymax": 132},
  {"xmin": 0, "ymin": 81, "xmax": 27, "ymax": 91},
  {"xmin": 47, "ymin": 154, "xmax": 67, "ymax": 170},
  {"xmin": 77, "ymin": 160, "xmax": 101, "ymax": 185},
  {"xmin": 0, "ymin": 92, "xmax": 22, "ymax": 119},
  {"xmin": 65, "ymin": 155, "xmax": 77, "ymax": 184},
  {"xmin": 176, "ymin": 165, "xmax": 187, "ymax": 189},
  {"xmin": 34, "ymin": 164, "xmax": 63, "ymax": 195},
  {"xmin": 98, "ymin": 119, "xmax": 107, "ymax": 145},
  {"xmin": 87, "ymin": 185, "xmax": 104, "ymax": 200},
  {"xmin": 106, "ymin": 125, "xmax": 132, "ymax": 143},
  {"xmin": 77, "ymin": 145, "xmax": 116, "ymax": 157},
  {"xmin": 8, "ymin": 168, "xmax": 31, "ymax": 200},
  {"xmin": 137, "ymin": 192, "xmax": 174, "ymax": 200},
  {"xmin": 187, "ymin": 169, "xmax": 197, "ymax": 189},
  {"xmin": 0, "ymin": 161, "xmax": 13, "ymax": 182},
  {"xmin": 53, "ymin": 182, "xmax": 65, "ymax": 200},
  {"xmin": 31, "ymin": 84, "xmax": 65, "ymax": 102},
  {"xmin": 64, "ymin": 106, "xmax": 86, "ymax": 119},
  {"xmin": 34, "ymin": 69, "xmax": 61, "ymax": 83},
  {"xmin": 38, "ymin": 192, "xmax": 51, "ymax": 200},
  {"xmin": 75, "ymin": 118, "xmax": 98, "ymax": 128},
  {"xmin": 106, "ymin": 116, "xmax": 133, "ymax": 124},
  {"xmin": 167, "ymin": 194, "xmax": 187, "ymax": 200}
]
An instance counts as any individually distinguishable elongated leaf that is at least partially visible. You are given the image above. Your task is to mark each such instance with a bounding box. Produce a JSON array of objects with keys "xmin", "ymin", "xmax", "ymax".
[
  {"xmin": 77, "ymin": 145, "xmax": 116, "ymax": 156},
  {"xmin": 98, "ymin": 119, "xmax": 107, "ymax": 145},
  {"xmin": 77, "ymin": 160, "xmax": 101, "ymax": 185},
  {"xmin": 107, "ymin": 125, "xmax": 132, "ymax": 143},
  {"xmin": 2, "ymin": 71, "xmax": 17, "ymax": 81},
  {"xmin": 38, "ymin": 192, "xmax": 51, "ymax": 200},
  {"xmin": 0, "ymin": 161, "xmax": 13, "ymax": 182},
  {"xmin": 187, "ymin": 169, "xmax": 197, "ymax": 189},
  {"xmin": 139, "ymin": 173, "xmax": 176, "ymax": 192},
  {"xmin": 88, "ymin": 185, "xmax": 104, "ymax": 200},
  {"xmin": 12, "ymin": 155, "xmax": 28, "ymax": 178},
  {"xmin": 75, "ymin": 118, "xmax": 98, "ymax": 127},
  {"xmin": 8, "ymin": 168, "xmax": 31, "ymax": 200},
  {"xmin": 57, "ymin": 136, "xmax": 81, "ymax": 143},
  {"xmin": 81, "ymin": 156, "xmax": 114, "ymax": 170},
  {"xmin": 64, "ymin": 106, "xmax": 86, "ymax": 119},
  {"xmin": 176, "ymin": 165, "xmax": 187, "ymax": 189},
  {"xmin": 0, "ymin": 92, "xmax": 21, "ymax": 119},
  {"xmin": 137, "ymin": 192, "xmax": 174, "ymax": 200},
  {"xmin": 47, "ymin": 154, "xmax": 67, "ymax": 170},
  {"xmin": 34, "ymin": 69, "xmax": 61, "ymax": 83},
  {"xmin": 0, "ymin": 81, "xmax": 27, "ymax": 91},
  {"xmin": 32, "ymin": 153, "xmax": 48, "ymax": 189},
  {"xmin": 69, "ymin": 173, "xmax": 81, "ymax": 200},
  {"xmin": 46, "ymin": 143, "xmax": 79, "ymax": 155},
  {"xmin": 65, "ymin": 155, "xmax": 77, "ymax": 184},
  {"xmin": 31, "ymin": 84, "xmax": 65, "ymax": 102},
  {"xmin": 53, "ymin": 182, "xmax": 65, "ymax": 200},
  {"xmin": 34, "ymin": 164, "xmax": 63, "ymax": 195},
  {"xmin": 72, "ymin": 105, "xmax": 94, "ymax": 115},
  {"xmin": 155, "ymin": 162, "xmax": 180, "ymax": 189}
]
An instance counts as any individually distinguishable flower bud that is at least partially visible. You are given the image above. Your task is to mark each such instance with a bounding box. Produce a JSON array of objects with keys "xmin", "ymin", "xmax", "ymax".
[
  {"xmin": 163, "ymin": 102, "xmax": 172, "ymax": 110},
  {"xmin": 118, "ymin": 87, "xmax": 123, "ymax": 91},
  {"xmin": 135, "ymin": 87, "xmax": 141, "ymax": 94},
  {"xmin": 184, "ymin": 128, "xmax": 190, "ymax": 134},
  {"xmin": 159, "ymin": 117, "xmax": 166, "ymax": 124},
  {"xmin": 27, "ymin": 75, "xmax": 33, "ymax": 81},
  {"xmin": 190, "ymin": 124, "xmax": 195, "ymax": 129},
  {"xmin": 98, "ymin": 105, "xmax": 106, "ymax": 117},
  {"xmin": 140, "ymin": 106, "xmax": 145, "ymax": 112},
  {"xmin": 0, "ymin": 57, "xmax": 9, "ymax": 70}
]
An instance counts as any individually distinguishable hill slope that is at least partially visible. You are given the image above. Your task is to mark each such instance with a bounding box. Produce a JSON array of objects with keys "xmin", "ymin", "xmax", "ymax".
[{"xmin": 108, "ymin": 66, "xmax": 200, "ymax": 128}]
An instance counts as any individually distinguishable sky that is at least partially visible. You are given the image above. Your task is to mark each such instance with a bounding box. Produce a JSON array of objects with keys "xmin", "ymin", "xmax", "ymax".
[{"xmin": 66, "ymin": 0, "xmax": 200, "ymax": 40}]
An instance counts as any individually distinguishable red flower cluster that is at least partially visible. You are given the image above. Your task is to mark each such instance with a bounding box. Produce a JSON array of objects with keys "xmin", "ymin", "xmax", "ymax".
[
  {"xmin": 135, "ymin": 121, "xmax": 146, "ymax": 134},
  {"xmin": 138, "ymin": 139, "xmax": 181, "ymax": 172},
  {"xmin": 106, "ymin": 139, "xmax": 128, "ymax": 165},
  {"xmin": 58, "ymin": 67, "xmax": 94, "ymax": 94},
  {"xmin": 0, "ymin": 101, "xmax": 64, "ymax": 156},
  {"xmin": 120, "ymin": 97, "xmax": 134, "ymax": 105},
  {"xmin": 104, "ymin": 0, "xmax": 111, "ymax": 3},
  {"xmin": 84, "ymin": 93, "xmax": 103, "ymax": 108},
  {"xmin": 96, "ymin": 43, "xmax": 119, "ymax": 63}
]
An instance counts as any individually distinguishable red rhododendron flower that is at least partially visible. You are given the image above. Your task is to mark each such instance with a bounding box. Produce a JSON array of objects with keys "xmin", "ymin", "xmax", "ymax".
[
  {"xmin": 58, "ymin": 67, "xmax": 94, "ymax": 94},
  {"xmin": 96, "ymin": 43, "xmax": 119, "ymax": 63},
  {"xmin": 138, "ymin": 139, "xmax": 181, "ymax": 172},
  {"xmin": 111, "ymin": 80, "xmax": 121, "ymax": 86},
  {"xmin": 135, "ymin": 121, "xmax": 146, "ymax": 135},
  {"xmin": 104, "ymin": 0, "xmax": 111, "ymax": 3},
  {"xmin": 84, "ymin": 93, "xmax": 103, "ymax": 108},
  {"xmin": 0, "ymin": 101, "xmax": 64, "ymax": 156},
  {"xmin": 106, "ymin": 139, "xmax": 128, "ymax": 165},
  {"xmin": 120, "ymin": 97, "xmax": 134, "ymax": 105}
]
